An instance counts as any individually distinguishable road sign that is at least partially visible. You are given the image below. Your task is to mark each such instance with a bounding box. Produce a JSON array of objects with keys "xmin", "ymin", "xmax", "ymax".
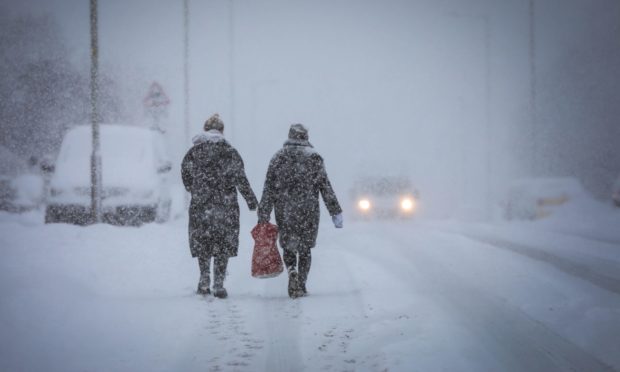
[{"xmin": 143, "ymin": 82, "xmax": 170, "ymax": 108}]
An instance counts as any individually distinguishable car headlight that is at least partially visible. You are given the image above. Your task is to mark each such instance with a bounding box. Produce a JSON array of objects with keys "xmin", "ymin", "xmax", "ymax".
[
  {"xmin": 401, "ymin": 198, "xmax": 415, "ymax": 211},
  {"xmin": 358, "ymin": 199, "xmax": 371, "ymax": 211}
]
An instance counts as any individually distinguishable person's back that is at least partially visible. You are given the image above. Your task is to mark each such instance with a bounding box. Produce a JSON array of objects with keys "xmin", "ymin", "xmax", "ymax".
[
  {"xmin": 265, "ymin": 141, "xmax": 336, "ymax": 248},
  {"xmin": 273, "ymin": 144, "xmax": 321, "ymax": 194},
  {"xmin": 185, "ymin": 136, "xmax": 243, "ymax": 204},
  {"xmin": 258, "ymin": 123, "xmax": 342, "ymax": 298},
  {"xmin": 182, "ymin": 114, "xmax": 257, "ymax": 299}
]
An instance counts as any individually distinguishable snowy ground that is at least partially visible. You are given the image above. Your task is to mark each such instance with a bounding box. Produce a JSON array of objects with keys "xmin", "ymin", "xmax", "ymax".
[{"xmin": 1, "ymin": 206, "xmax": 620, "ymax": 372}]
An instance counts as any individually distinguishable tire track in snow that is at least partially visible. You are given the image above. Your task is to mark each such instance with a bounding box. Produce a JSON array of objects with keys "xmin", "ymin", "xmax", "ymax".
[
  {"xmin": 258, "ymin": 236, "xmax": 367, "ymax": 372},
  {"xmin": 311, "ymin": 248, "xmax": 364, "ymax": 372},
  {"xmin": 342, "ymin": 223, "xmax": 614, "ymax": 371},
  {"xmin": 264, "ymin": 298, "xmax": 304, "ymax": 371},
  {"xmin": 314, "ymin": 231, "xmax": 396, "ymax": 371},
  {"xmin": 182, "ymin": 296, "xmax": 265, "ymax": 372},
  {"xmin": 384, "ymin": 225, "xmax": 616, "ymax": 372},
  {"xmin": 446, "ymin": 230, "xmax": 620, "ymax": 295}
]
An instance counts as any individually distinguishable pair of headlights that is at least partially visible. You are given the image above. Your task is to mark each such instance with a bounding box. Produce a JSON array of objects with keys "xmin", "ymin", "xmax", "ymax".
[{"xmin": 357, "ymin": 198, "xmax": 415, "ymax": 212}]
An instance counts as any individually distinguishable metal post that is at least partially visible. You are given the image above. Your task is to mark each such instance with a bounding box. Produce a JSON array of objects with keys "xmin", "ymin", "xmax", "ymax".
[
  {"xmin": 183, "ymin": 0, "xmax": 190, "ymax": 146},
  {"xmin": 183, "ymin": 0, "xmax": 191, "ymax": 210},
  {"xmin": 529, "ymin": 0, "xmax": 537, "ymax": 176},
  {"xmin": 483, "ymin": 15, "xmax": 492, "ymax": 220},
  {"xmin": 90, "ymin": 0, "xmax": 102, "ymax": 223},
  {"xmin": 229, "ymin": 0, "xmax": 235, "ymax": 142}
]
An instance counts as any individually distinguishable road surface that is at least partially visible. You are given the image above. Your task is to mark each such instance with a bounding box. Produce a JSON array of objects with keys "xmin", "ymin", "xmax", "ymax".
[{"xmin": 1, "ymin": 212, "xmax": 619, "ymax": 371}]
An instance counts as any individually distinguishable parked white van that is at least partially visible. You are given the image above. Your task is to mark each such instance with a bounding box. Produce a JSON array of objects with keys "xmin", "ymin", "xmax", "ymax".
[{"xmin": 45, "ymin": 125, "xmax": 172, "ymax": 225}]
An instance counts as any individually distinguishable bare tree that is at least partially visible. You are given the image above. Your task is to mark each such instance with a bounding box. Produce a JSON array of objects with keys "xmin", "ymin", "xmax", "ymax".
[{"xmin": 0, "ymin": 11, "xmax": 122, "ymax": 161}]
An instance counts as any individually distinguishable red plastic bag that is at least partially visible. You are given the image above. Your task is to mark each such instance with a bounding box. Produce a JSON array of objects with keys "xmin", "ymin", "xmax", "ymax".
[{"xmin": 250, "ymin": 223, "xmax": 283, "ymax": 278}]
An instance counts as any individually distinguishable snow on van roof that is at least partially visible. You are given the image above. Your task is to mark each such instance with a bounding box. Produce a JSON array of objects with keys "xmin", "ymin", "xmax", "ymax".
[{"xmin": 51, "ymin": 124, "xmax": 167, "ymax": 190}]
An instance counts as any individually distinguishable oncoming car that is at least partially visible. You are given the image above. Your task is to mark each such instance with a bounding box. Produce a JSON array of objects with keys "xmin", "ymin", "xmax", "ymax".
[
  {"xmin": 349, "ymin": 176, "xmax": 420, "ymax": 219},
  {"xmin": 45, "ymin": 124, "xmax": 172, "ymax": 225}
]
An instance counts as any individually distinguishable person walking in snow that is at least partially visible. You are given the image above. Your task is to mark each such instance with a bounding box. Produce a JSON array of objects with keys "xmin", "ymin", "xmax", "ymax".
[
  {"xmin": 258, "ymin": 123, "xmax": 343, "ymax": 298},
  {"xmin": 181, "ymin": 114, "xmax": 258, "ymax": 298}
]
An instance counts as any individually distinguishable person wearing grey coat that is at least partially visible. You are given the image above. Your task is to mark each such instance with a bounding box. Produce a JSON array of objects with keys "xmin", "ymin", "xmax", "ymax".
[
  {"xmin": 182, "ymin": 114, "xmax": 258, "ymax": 298},
  {"xmin": 258, "ymin": 123, "xmax": 343, "ymax": 298}
]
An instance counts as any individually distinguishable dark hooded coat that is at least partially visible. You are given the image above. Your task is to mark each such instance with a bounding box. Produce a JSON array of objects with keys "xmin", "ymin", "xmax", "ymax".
[
  {"xmin": 258, "ymin": 139, "xmax": 342, "ymax": 251},
  {"xmin": 182, "ymin": 131, "xmax": 257, "ymax": 258}
]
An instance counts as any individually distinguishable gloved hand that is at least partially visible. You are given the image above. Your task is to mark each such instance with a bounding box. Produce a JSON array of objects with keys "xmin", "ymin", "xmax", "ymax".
[{"xmin": 332, "ymin": 213, "xmax": 343, "ymax": 228}]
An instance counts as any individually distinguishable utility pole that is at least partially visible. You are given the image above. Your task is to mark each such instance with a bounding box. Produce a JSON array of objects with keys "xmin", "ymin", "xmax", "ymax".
[
  {"xmin": 183, "ymin": 0, "xmax": 191, "ymax": 210},
  {"xmin": 483, "ymin": 15, "xmax": 492, "ymax": 220},
  {"xmin": 90, "ymin": 0, "xmax": 102, "ymax": 223},
  {"xmin": 229, "ymin": 0, "xmax": 235, "ymax": 143},
  {"xmin": 529, "ymin": 0, "xmax": 537, "ymax": 176},
  {"xmin": 183, "ymin": 0, "xmax": 190, "ymax": 146}
]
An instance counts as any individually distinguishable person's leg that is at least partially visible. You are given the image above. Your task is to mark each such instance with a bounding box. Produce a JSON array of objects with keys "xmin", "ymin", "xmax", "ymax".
[
  {"xmin": 297, "ymin": 246, "xmax": 312, "ymax": 295},
  {"xmin": 283, "ymin": 248, "xmax": 302, "ymax": 298},
  {"xmin": 213, "ymin": 256, "xmax": 228, "ymax": 289},
  {"xmin": 197, "ymin": 254, "xmax": 211, "ymax": 295},
  {"xmin": 213, "ymin": 255, "xmax": 229, "ymax": 298},
  {"xmin": 283, "ymin": 248, "xmax": 297, "ymax": 273}
]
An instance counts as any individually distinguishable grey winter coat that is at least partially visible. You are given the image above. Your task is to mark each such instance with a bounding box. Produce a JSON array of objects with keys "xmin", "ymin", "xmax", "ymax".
[
  {"xmin": 258, "ymin": 139, "xmax": 342, "ymax": 251},
  {"xmin": 182, "ymin": 131, "xmax": 257, "ymax": 258}
]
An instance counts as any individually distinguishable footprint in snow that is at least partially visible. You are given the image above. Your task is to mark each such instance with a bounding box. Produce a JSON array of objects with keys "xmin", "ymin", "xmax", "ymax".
[
  {"xmin": 237, "ymin": 351, "xmax": 254, "ymax": 358},
  {"xmin": 243, "ymin": 338, "xmax": 264, "ymax": 350},
  {"xmin": 227, "ymin": 360, "xmax": 249, "ymax": 367}
]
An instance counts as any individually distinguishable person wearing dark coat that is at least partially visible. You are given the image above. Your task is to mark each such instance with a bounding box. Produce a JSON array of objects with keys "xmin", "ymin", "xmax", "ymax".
[
  {"xmin": 181, "ymin": 114, "xmax": 258, "ymax": 298},
  {"xmin": 258, "ymin": 123, "xmax": 343, "ymax": 298}
]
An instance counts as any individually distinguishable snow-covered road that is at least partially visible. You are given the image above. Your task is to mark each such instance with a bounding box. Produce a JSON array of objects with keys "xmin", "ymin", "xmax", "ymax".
[{"xmin": 1, "ymin": 211, "xmax": 619, "ymax": 371}]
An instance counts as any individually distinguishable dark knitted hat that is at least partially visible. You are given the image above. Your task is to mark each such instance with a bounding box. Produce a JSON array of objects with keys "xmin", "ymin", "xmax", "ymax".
[
  {"xmin": 204, "ymin": 113, "xmax": 224, "ymax": 132},
  {"xmin": 288, "ymin": 123, "xmax": 308, "ymax": 140}
]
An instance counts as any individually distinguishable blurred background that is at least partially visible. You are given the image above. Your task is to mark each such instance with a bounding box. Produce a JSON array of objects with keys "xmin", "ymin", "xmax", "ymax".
[{"xmin": 1, "ymin": 0, "xmax": 619, "ymax": 220}]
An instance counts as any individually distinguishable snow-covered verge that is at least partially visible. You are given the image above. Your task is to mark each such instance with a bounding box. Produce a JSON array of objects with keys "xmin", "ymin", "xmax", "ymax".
[
  {"xmin": 430, "ymin": 195, "xmax": 620, "ymax": 281},
  {"xmin": 1, "ymin": 209, "xmax": 619, "ymax": 371},
  {"xmin": 531, "ymin": 195, "xmax": 620, "ymax": 244}
]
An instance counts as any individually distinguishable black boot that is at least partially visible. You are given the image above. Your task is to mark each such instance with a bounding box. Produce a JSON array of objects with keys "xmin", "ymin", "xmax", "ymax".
[
  {"xmin": 212, "ymin": 256, "xmax": 228, "ymax": 299},
  {"xmin": 213, "ymin": 287, "xmax": 228, "ymax": 299},
  {"xmin": 298, "ymin": 281, "xmax": 307, "ymax": 296},
  {"xmin": 197, "ymin": 276, "xmax": 211, "ymax": 296},
  {"xmin": 297, "ymin": 247, "xmax": 311, "ymax": 297},
  {"xmin": 197, "ymin": 256, "xmax": 211, "ymax": 295},
  {"xmin": 288, "ymin": 269, "xmax": 301, "ymax": 299}
]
